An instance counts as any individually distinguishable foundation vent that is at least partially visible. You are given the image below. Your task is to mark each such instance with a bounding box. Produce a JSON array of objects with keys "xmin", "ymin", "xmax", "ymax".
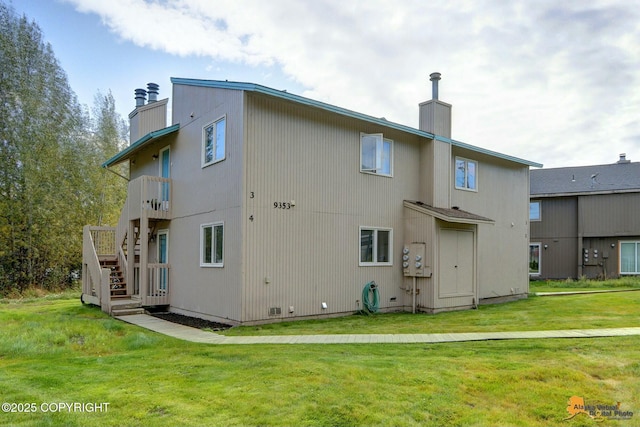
[{"xmin": 269, "ymin": 307, "xmax": 282, "ymax": 316}]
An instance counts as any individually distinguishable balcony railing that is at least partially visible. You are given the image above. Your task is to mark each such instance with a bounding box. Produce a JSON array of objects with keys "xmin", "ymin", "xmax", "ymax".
[
  {"xmin": 128, "ymin": 176, "xmax": 172, "ymax": 220},
  {"xmin": 134, "ymin": 263, "xmax": 170, "ymax": 306}
]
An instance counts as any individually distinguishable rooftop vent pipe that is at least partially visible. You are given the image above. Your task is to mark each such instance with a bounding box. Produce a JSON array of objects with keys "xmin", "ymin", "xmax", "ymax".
[
  {"xmin": 430, "ymin": 72, "xmax": 441, "ymax": 100},
  {"xmin": 147, "ymin": 83, "xmax": 159, "ymax": 103},
  {"xmin": 617, "ymin": 153, "xmax": 630, "ymax": 164},
  {"xmin": 134, "ymin": 88, "xmax": 147, "ymax": 107}
]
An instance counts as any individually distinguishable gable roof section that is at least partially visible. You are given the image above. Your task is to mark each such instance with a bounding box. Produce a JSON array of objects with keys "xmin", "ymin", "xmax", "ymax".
[
  {"xmin": 171, "ymin": 78, "xmax": 542, "ymax": 168},
  {"xmin": 530, "ymin": 162, "xmax": 640, "ymax": 196},
  {"xmin": 102, "ymin": 123, "xmax": 180, "ymax": 168},
  {"xmin": 404, "ymin": 200, "xmax": 494, "ymax": 224}
]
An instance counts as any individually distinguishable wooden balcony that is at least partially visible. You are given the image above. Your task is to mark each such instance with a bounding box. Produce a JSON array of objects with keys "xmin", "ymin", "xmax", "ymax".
[{"xmin": 128, "ymin": 175, "xmax": 172, "ymax": 221}]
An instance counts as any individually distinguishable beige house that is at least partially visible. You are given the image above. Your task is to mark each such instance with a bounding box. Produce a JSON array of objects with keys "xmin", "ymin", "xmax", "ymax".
[{"xmin": 82, "ymin": 73, "xmax": 541, "ymax": 324}]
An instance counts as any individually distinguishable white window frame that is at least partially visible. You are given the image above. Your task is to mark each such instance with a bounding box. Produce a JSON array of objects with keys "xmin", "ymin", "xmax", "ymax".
[
  {"xmin": 529, "ymin": 201, "xmax": 541, "ymax": 222},
  {"xmin": 202, "ymin": 116, "xmax": 226, "ymax": 168},
  {"xmin": 360, "ymin": 133, "xmax": 393, "ymax": 177},
  {"xmin": 619, "ymin": 241, "xmax": 640, "ymax": 275},
  {"xmin": 529, "ymin": 243, "xmax": 541, "ymax": 275},
  {"xmin": 359, "ymin": 226, "xmax": 393, "ymax": 266},
  {"xmin": 200, "ymin": 222, "xmax": 224, "ymax": 267},
  {"xmin": 455, "ymin": 157, "xmax": 478, "ymax": 191}
]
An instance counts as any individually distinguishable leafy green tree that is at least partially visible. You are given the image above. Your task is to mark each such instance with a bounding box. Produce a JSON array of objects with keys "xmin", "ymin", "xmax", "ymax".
[
  {"xmin": 89, "ymin": 90, "xmax": 128, "ymax": 227},
  {"xmin": 0, "ymin": 2, "xmax": 127, "ymax": 293}
]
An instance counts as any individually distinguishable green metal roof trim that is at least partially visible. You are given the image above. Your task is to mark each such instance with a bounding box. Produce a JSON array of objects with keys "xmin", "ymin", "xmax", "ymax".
[
  {"xmin": 171, "ymin": 77, "xmax": 542, "ymax": 168},
  {"xmin": 102, "ymin": 123, "xmax": 180, "ymax": 168}
]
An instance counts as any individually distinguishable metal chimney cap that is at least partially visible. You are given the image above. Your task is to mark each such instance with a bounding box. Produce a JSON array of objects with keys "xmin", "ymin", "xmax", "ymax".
[
  {"xmin": 618, "ymin": 153, "xmax": 630, "ymax": 164},
  {"xmin": 430, "ymin": 72, "xmax": 442, "ymax": 100},
  {"xmin": 134, "ymin": 88, "xmax": 147, "ymax": 107},
  {"xmin": 147, "ymin": 83, "xmax": 159, "ymax": 103}
]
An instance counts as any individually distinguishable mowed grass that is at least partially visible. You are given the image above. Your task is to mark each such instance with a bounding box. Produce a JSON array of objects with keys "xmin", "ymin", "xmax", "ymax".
[
  {"xmin": 223, "ymin": 289, "xmax": 640, "ymax": 336},
  {"xmin": 0, "ymin": 288, "xmax": 639, "ymax": 426},
  {"xmin": 530, "ymin": 276, "xmax": 640, "ymax": 293}
]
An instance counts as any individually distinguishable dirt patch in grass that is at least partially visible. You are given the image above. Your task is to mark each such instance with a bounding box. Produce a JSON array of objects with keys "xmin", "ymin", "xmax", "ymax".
[{"xmin": 151, "ymin": 312, "xmax": 232, "ymax": 331}]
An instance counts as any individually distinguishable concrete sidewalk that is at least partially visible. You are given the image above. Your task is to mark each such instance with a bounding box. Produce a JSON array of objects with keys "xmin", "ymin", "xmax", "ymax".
[{"xmin": 116, "ymin": 314, "xmax": 640, "ymax": 345}]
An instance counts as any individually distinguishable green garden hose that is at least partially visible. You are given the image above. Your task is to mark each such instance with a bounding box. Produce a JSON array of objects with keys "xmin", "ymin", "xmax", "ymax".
[{"xmin": 361, "ymin": 281, "xmax": 379, "ymax": 313}]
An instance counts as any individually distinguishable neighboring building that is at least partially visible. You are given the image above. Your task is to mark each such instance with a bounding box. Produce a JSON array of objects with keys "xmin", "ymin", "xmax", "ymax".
[
  {"xmin": 530, "ymin": 154, "xmax": 640, "ymax": 280},
  {"xmin": 82, "ymin": 73, "xmax": 541, "ymax": 325}
]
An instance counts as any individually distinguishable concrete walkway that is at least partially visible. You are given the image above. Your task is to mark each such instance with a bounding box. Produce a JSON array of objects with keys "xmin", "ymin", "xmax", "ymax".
[{"xmin": 116, "ymin": 314, "xmax": 640, "ymax": 345}]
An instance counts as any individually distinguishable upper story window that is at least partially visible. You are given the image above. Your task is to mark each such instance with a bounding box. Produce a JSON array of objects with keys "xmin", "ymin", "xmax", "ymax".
[
  {"xmin": 359, "ymin": 226, "xmax": 393, "ymax": 266},
  {"xmin": 202, "ymin": 116, "xmax": 226, "ymax": 167},
  {"xmin": 360, "ymin": 133, "xmax": 393, "ymax": 177},
  {"xmin": 529, "ymin": 201, "xmax": 541, "ymax": 221},
  {"xmin": 455, "ymin": 157, "xmax": 477, "ymax": 191}
]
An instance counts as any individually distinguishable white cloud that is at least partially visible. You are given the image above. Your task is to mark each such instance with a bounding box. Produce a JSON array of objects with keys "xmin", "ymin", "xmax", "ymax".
[{"xmin": 65, "ymin": 0, "xmax": 640, "ymax": 167}]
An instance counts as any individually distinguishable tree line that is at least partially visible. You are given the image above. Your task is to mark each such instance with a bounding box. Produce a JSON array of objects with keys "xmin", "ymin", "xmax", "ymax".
[{"xmin": 0, "ymin": 2, "xmax": 127, "ymax": 295}]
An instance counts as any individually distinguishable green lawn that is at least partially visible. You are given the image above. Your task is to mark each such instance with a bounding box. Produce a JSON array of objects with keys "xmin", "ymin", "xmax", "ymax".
[
  {"xmin": 529, "ymin": 276, "xmax": 640, "ymax": 293},
  {"xmin": 223, "ymin": 289, "xmax": 640, "ymax": 336},
  {"xmin": 0, "ymin": 290, "xmax": 639, "ymax": 426}
]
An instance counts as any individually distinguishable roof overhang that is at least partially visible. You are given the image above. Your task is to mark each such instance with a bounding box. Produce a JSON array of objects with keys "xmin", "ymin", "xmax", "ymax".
[
  {"xmin": 404, "ymin": 200, "xmax": 494, "ymax": 225},
  {"xmin": 102, "ymin": 124, "xmax": 180, "ymax": 168},
  {"xmin": 531, "ymin": 188, "xmax": 640, "ymax": 198},
  {"xmin": 171, "ymin": 78, "xmax": 542, "ymax": 168}
]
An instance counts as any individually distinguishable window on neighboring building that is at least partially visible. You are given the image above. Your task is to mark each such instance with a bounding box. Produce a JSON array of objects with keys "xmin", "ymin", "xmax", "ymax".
[
  {"xmin": 201, "ymin": 222, "xmax": 224, "ymax": 267},
  {"xmin": 202, "ymin": 116, "xmax": 226, "ymax": 167},
  {"xmin": 620, "ymin": 241, "xmax": 640, "ymax": 274},
  {"xmin": 529, "ymin": 201, "xmax": 541, "ymax": 221},
  {"xmin": 360, "ymin": 227, "xmax": 392, "ymax": 266},
  {"xmin": 529, "ymin": 243, "xmax": 541, "ymax": 275},
  {"xmin": 360, "ymin": 133, "xmax": 393, "ymax": 176},
  {"xmin": 455, "ymin": 157, "xmax": 478, "ymax": 191}
]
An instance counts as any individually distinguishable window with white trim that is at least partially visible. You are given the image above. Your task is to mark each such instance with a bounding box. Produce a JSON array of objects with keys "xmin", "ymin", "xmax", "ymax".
[
  {"xmin": 529, "ymin": 201, "xmax": 541, "ymax": 221},
  {"xmin": 529, "ymin": 243, "xmax": 541, "ymax": 275},
  {"xmin": 620, "ymin": 241, "xmax": 640, "ymax": 274},
  {"xmin": 359, "ymin": 227, "xmax": 392, "ymax": 266},
  {"xmin": 360, "ymin": 133, "xmax": 393, "ymax": 176},
  {"xmin": 202, "ymin": 116, "xmax": 226, "ymax": 167},
  {"xmin": 455, "ymin": 157, "xmax": 477, "ymax": 191},
  {"xmin": 200, "ymin": 222, "xmax": 224, "ymax": 267}
]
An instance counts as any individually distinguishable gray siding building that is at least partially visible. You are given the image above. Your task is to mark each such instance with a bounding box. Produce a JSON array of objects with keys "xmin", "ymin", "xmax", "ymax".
[
  {"xmin": 530, "ymin": 155, "xmax": 640, "ymax": 279},
  {"xmin": 83, "ymin": 74, "xmax": 540, "ymax": 324}
]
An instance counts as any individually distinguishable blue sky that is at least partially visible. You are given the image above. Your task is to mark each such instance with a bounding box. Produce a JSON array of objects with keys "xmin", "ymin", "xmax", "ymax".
[{"xmin": 10, "ymin": 0, "xmax": 640, "ymax": 168}]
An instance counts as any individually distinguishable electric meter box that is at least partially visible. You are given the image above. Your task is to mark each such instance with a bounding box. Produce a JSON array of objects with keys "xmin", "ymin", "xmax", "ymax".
[{"xmin": 402, "ymin": 243, "xmax": 429, "ymax": 277}]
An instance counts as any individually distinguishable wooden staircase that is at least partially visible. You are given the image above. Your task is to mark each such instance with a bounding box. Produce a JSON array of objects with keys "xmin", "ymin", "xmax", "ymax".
[
  {"xmin": 99, "ymin": 258, "xmax": 127, "ymax": 298},
  {"xmin": 110, "ymin": 298, "xmax": 145, "ymax": 316}
]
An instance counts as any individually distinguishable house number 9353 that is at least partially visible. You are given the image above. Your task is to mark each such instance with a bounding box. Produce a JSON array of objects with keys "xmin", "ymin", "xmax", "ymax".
[{"xmin": 273, "ymin": 202, "xmax": 292, "ymax": 209}]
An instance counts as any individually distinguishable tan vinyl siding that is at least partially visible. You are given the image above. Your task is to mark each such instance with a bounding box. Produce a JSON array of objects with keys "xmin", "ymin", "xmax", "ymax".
[
  {"xmin": 403, "ymin": 206, "xmax": 436, "ymax": 310},
  {"xmin": 164, "ymin": 84, "xmax": 245, "ymax": 323},
  {"xmin": 418, "ymin": 100, "xmax": 452, "ymax": 138},
  {"xmin": 451, "ymin": 148, "xmax": 530, "ymax": 300},
  {"xmin": 242, "ymin": 93, "xmax": 423, "ymax": 322},
  {"xmin": 129, "ymin": 99, "xmax": 168, "ymax": 142}
]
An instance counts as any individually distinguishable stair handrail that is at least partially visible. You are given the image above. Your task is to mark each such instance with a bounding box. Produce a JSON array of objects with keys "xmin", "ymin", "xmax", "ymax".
[
  {"xmin": 115, "ymin": 192, "xmax": 130, "ymax": 284},
  {"xmin": 82, "ymin": 225, "xmax": 111, "ymax": 312}
]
